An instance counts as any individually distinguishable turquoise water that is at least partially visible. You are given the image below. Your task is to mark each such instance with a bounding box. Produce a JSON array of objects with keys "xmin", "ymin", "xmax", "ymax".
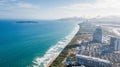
[{"xmin": 0, "ymin": 20, "xmax": 78, "ymax": 67}]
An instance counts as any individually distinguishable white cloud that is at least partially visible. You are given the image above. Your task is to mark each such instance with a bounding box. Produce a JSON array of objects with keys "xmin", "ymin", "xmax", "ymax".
[
  {"xmin": 16, "ymin": 2, "xmax": 39, "ymax": 9},
  {"xmin": 59, "ymin": 0, "xmax": 120, "ymax": 18},
  {"xmin": 0, "ymin": 0, "xmax": 16, "ymax": 2},
  {"xmin": 61, "ymin": 0, "xmax": 120, "ymax": 9},
  {"xmin": 60, "ymin": 4, "xmax": 91, "ymax": 10},
  {"xmin": 1, "ymin": 0, "xmax": 120, "ymax": 19},
  {"xmin": 95, "ymin": 0, "xmax": 120, "ymax": 9}
]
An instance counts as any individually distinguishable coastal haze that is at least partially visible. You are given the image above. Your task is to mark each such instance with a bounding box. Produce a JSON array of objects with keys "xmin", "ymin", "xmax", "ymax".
[{"xmin": 0, "ymin": 0, "xmax": 120, "ymax": 67}]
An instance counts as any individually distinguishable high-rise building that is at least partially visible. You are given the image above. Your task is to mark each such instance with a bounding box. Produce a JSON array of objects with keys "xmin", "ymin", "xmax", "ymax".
[
  {"xmin": 93, "ymin": 27, "xmax": 102, "ymax": 43},
  {"xmin": 110, "ymin": 37, "xmax": 120, "ymax": 51},
  {"xmin": 76, "ymin": 54, "xmax": 112, "ymax": 67}
]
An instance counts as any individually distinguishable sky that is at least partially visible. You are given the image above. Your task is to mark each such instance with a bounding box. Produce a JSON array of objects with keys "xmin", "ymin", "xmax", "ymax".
[{"xmin": 0, "ymin": 0, "xmax": 120, "ymax": 19}]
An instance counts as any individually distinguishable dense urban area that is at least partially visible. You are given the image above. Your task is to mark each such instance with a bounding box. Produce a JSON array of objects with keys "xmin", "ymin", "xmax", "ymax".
[{"xmin": 63, "ymin": 18, "xmax": 120, "ymax": 67}]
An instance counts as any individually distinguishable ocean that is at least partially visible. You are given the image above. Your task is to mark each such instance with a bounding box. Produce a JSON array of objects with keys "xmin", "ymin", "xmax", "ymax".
[{"xmin": 0, "ymin": 20, "xmax": 79, "ymax": 67}]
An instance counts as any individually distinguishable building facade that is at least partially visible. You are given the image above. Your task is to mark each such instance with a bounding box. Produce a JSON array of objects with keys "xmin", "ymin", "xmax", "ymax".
[
  {"xmin": 93, "ymin": 27, "xmax": 102, "ymax": 43},
  {"xmin": 110, "ymin": 37, "xmax": 120, "ymax": 51},
  {"xmin": 76, "ymin": 54, "xmax": 112, "ymax": 67}
]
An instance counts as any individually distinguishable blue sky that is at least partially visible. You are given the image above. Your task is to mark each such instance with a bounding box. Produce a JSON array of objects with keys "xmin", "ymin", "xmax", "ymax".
[{"xmin": 0, "ymin": 0, "xmax": 120, "ymax": 19}]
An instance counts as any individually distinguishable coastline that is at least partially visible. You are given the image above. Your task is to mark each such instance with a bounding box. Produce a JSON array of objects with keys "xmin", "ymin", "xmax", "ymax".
[
  {"xmin": 49, "ymin": 24, "xmax": 81, "ymax": 67},
  {"xmin": 33, "ymin": 24, "xmax": 79, "ymax": 67}
]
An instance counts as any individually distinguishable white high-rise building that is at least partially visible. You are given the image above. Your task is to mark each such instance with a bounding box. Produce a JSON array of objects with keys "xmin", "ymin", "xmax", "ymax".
[
  {"xmin": 76, "ymin": 54, "xmax": 112, "ymax": 67},
  {"xmin": 110, "ymin": 37, "xmax": 120, "ymax": 51}
]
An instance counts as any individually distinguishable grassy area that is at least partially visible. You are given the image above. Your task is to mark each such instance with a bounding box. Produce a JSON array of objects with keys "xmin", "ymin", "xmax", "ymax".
[
  {"xmin": 49, "ymin": 32, "xmax": 80, "ymax": 67},
  {"xmin": 67, "ymin": 54, "xmax": 76, "ymax": 61}
]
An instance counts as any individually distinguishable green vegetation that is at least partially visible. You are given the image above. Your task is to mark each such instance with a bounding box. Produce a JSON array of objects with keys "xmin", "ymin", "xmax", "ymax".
[{"xmin": 68, "ymin": 54, "xmax": 76, "ymax": 61}]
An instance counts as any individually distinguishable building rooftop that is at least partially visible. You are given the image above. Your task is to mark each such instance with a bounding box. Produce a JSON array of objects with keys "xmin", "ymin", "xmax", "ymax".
[{"xmin": 76, "ymin": 54, "xmax": 111, "ymax": 64}]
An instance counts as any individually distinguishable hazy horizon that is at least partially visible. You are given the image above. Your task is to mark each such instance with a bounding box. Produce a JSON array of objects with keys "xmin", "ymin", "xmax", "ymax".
[{"xmin": 0, "ymin": 0, "xmax": 120, "ymax": 19}]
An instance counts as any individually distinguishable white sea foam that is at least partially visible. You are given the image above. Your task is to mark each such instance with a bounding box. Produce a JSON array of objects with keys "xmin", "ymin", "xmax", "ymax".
[{"xmin": 32, "ymin": 24, "xmax": 79, "ymax": 67}]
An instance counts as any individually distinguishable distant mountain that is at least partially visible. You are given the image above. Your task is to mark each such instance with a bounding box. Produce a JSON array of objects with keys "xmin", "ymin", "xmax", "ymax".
[
  {"xmin": 85, "ymin": 16, "xmax": 120, "ymax": 25},
  {"xmin": 59, "ymin": 17, "xmax": 86, "ymax": 21},
  {"xmin": 56, "ymin": 17, "xmax": 86, "ymax": 23},
  {"xmin": 89, "ymin": 16, "xmax": 120, "ymax": 22}
]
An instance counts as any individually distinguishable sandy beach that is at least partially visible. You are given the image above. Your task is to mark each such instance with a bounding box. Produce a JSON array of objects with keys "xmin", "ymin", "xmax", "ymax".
[
  {"xmin": 46, "ymin": 54, "xmax": 59, "ymax": 67},
  {"xmin": 49, "ymin": 25, "xmax": 81, "ymax": 67}
]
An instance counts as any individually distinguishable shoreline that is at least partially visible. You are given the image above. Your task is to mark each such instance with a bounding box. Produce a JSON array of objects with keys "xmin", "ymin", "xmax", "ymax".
[
  {"xmin": 46, "ymin": 54, "xmax": 59, "ymax": 67},
  {"xmin": 49, "ymin": 24, "xmax": 80, "ymax": 67},
  {"xmin": 33, "ymin": 24, "xmax": 80, "ymax": 67}
]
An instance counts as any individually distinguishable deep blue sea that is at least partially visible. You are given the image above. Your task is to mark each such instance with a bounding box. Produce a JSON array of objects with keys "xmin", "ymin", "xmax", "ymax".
[{"xmin": 0, "ymin": 20, "xmax": 79, "ymax": 67}]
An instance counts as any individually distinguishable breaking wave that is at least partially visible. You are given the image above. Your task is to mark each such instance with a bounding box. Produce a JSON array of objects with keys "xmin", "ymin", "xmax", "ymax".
[{"xmin": 32, "ymin": 24, "xmax": 79, "ymax": 67}]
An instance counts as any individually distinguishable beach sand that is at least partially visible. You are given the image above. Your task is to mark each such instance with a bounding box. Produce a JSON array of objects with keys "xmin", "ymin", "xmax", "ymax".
[{"xmin": 48, "ymin": 25, "xmax": 81, "ymax": 67}]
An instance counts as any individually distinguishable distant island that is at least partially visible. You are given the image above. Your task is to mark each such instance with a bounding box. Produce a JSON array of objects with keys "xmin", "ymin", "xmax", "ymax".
[{"xmin": 16, "ymin": 21, "xmax": 38, "ymax": 23}]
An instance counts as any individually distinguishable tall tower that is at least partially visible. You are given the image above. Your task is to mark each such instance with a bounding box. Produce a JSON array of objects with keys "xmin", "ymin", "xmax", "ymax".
[
  {"xmin": 110, "ymin": 37, "xmax": 117, "ymax": 47},
  {"xmin": 110, "ymin": 37, "xmax": 120, "ymax": 51},
  {"xmin": 93, "ymin": 27, "xmax": 102, "ymax": 43}
]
